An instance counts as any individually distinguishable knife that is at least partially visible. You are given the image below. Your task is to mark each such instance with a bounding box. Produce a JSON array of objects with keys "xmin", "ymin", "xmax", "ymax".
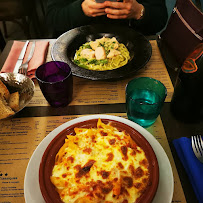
[{"xmin": 13, "ymin": 40, "xmax": 29, "ymax": 73}]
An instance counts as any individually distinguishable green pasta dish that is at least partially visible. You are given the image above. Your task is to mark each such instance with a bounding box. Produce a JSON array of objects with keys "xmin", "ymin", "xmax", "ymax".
[{"xmin": 73, "ymin": 37, "xmax": 130, "ymax": 71}]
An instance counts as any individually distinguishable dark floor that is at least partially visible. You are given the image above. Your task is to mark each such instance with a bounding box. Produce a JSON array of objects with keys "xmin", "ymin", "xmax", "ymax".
[
  {"xmin": 0, "ymin": 20, "xmax": 47, "ymax": 43},
  {"xmin": 0, "ymin": 0, "xmax": 50, "ymax": 47}
]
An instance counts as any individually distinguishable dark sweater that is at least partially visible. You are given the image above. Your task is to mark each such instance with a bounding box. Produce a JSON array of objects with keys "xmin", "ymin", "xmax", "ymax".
[{"xmin": 46, "ymin": 0, "xmax": 168, "ymax": 37}]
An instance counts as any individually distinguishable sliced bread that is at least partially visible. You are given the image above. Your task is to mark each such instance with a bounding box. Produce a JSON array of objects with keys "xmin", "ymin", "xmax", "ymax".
[
  {"xmin": 9, "ymin": 92, "xmax": 20, "ymax": 112},
  {"xmin": 0, "ymin": 95, "xmax": 15, "ymax": 119},
  {"xmin": 0, "ymin": 80, "xmax": 10, "ymax": 101}
]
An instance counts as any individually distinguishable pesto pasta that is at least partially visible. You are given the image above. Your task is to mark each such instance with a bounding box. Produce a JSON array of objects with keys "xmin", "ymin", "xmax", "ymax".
[{"xmin": 73, "ymin": 37, "xmax": 130, "ymax": 71}]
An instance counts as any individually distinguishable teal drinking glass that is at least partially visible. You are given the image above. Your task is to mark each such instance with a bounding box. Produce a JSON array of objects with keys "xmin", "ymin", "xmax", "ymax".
[{"xmin": 126, "ymin": 77, "xmax": 167, "ymax": 127}]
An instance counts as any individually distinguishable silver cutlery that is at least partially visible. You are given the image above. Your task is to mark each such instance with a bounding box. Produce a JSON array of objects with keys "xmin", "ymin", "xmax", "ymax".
[
  {"xmin": 191, "ymin": 135, "xmax": 203, "ymax": 163},
  {"xmin": 13, "ymin": 40, "xmax": 29, "ymax": 73},
  {"xmin": 18, "ymin": 41, "xmax": 36, "ymax": 75}
]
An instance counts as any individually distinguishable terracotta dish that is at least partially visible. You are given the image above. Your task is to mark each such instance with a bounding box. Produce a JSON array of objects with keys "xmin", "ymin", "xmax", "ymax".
[{"xmin": 39, "ymin": 118, "xmax": 159, "ymax": 203}]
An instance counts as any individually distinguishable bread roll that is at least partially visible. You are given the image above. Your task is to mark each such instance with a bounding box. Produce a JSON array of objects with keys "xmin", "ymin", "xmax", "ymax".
[{"xmin": 0, "ymin": 80, "xmax": 10, "ymax": 101}]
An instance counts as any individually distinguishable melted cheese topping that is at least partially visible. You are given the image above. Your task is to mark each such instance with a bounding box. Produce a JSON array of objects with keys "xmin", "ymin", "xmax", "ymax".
[{"xmin": 51, "ymin": 119, "xmax": 150, "ymax": 203}]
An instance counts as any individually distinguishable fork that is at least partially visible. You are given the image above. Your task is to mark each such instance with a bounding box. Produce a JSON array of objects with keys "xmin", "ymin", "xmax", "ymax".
[
  {"xmin": 18, "ymin": 41, "xmax": 36, "ymax": 75},
  {"xmin": 191, "ymin": 135, "xmax": 203, "ymax": 163}
]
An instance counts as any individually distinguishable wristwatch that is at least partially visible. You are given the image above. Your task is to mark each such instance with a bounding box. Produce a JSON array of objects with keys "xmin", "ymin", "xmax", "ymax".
[
  {"xmin": 138, "ymin": 5, "xmax": 145, "ymax": 20},
  {"xmin": 129, "ymin": 4, "xmax": 145, "ymax": 27}
]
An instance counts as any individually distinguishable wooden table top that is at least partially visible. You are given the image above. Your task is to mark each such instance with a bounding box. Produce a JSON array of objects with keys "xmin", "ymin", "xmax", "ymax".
[{"xmin": 0, "ymin": 39, "xmax": 203, "ymax": 203}]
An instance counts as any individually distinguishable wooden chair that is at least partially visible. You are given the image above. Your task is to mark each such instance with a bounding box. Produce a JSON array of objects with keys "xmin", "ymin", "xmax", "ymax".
[{"xmin": 0, "ymin": 0, "xmax": 43, "ymax": 39}]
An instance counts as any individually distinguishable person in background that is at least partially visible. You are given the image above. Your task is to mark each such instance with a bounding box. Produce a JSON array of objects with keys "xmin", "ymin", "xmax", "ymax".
[{"xmin": 46, "ymin": 0, "xmax": 168, "ymax": 38}]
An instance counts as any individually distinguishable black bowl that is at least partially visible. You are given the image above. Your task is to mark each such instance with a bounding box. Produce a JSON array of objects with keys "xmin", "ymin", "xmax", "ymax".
[{"xmin": 51, "ymin": 24, "xmax": 152, "ymax": 81}]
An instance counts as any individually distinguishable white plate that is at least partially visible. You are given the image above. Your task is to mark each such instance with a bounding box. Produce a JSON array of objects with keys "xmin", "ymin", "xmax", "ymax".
[{"xmin": 24, "ymin": 114, "xmax": 174, "ymax": 203}]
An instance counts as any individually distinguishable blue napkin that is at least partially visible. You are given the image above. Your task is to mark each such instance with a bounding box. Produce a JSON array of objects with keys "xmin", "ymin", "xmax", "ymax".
[{"xmin": 173, "ymin": 137, "xmax": 203, "ymax": 203}]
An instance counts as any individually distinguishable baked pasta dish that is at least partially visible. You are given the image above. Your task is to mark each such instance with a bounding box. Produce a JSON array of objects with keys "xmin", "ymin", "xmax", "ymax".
[
  {"xmin": 73, "ymin": 37, "xmax": 130, "ymax": 71},
  {"xmin": 50, "ymin": 119, "xmax": 150, "ymax": 203}
]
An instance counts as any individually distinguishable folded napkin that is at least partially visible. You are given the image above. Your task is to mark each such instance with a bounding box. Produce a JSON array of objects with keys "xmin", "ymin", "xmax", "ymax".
[
  {"xmin": 1, "ymin": 41, "xmax": 49, "ymax": 79},
  {"xmin": 173, "ymin": 137, "xmax": 203, "ymax": 203}
]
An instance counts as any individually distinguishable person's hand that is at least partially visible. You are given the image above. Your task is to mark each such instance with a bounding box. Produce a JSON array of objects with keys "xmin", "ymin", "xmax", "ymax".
[
  {"xmin": 82, "ymin": 0, "xmax": 107, "ymax": 17},
  {"xmin": 104, "ymin": 0, "xmax": 144, "ymax": 20}
]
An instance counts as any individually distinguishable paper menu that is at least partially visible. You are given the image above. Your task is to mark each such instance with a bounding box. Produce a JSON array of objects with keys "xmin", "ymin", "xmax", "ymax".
[
  {"xmin": 146, "ymin": 116, "xmax": 186, "ymax": 203},
  {"xmin": 136, "ymin": 40, "xmax": 174, "ymax": 100},
  {"xmin": 0, "ymin": 114, "xmax": 185, "ymax": 203},
  {"xmin": 27, "ymin": 40, "xmax": 174, "ymax": 107}
]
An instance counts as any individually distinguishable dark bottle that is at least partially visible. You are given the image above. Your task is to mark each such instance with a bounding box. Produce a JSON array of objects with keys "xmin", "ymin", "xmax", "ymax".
[{"xmin": 170, "ymin": 43, "xmax": 203, "ymax": 123}]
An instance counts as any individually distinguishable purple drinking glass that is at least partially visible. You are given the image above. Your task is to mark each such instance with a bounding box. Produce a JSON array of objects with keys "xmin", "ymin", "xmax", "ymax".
[{"xmin": 35, "ymin": 61, "xmax": 73, "ymax": 107}]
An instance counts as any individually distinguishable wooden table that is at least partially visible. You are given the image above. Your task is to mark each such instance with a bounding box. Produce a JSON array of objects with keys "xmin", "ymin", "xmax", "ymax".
[{"xmin": 0, "ymin": 39, "xmax": 202, "ymax": 203}]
